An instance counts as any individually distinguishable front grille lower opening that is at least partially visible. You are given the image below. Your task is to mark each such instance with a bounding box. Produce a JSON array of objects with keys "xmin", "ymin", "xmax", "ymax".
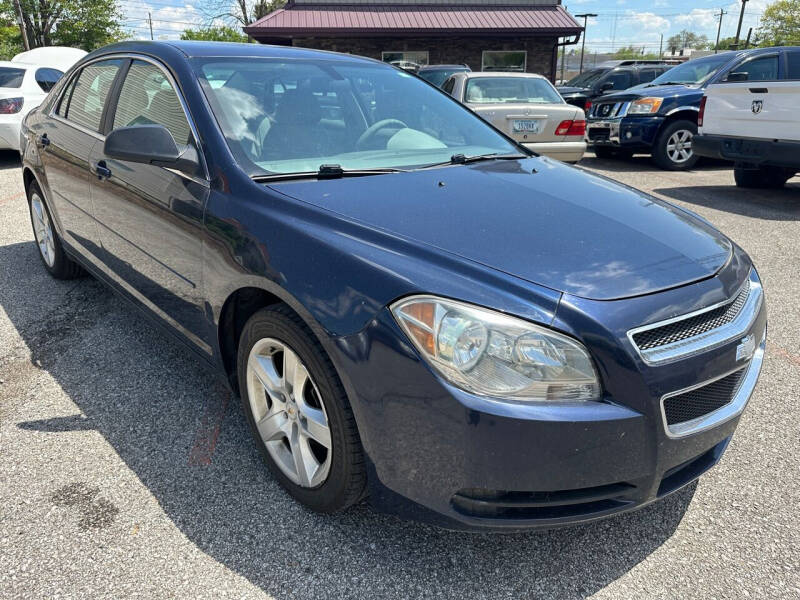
[
  {"xmin": 663, "ymin": 368, "xmax": 746, "ymax": 426},
  {"xmin": 633, "ymin": 280, "xmax": 750, "ymax": 351},
  {"xmin": 451, "ymin": 482, "xmax": 636, "ymax": 520}
]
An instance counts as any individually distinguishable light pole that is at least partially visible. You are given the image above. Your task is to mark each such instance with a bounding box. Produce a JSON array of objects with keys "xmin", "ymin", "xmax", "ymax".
[
  {"xmin": 734, "ymin": 0, "xmax": 749, "ymax": 49},
  {"xmin": 714, "ymin": 8, "xmax": 727, "ymax": 53},
  {"xmin": 575, "ymin": 13, "xmax": 597, "ymax": 74}
]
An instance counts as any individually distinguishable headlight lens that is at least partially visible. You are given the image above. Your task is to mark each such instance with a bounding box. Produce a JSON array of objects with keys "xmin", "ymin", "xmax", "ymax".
[
  {"xmin": 628, "ymin": 97, "xmax": 664, "ymax": 114},
  {"xmin": 391, "ymin": 296, "xmax": 600, "ymax": 402}
]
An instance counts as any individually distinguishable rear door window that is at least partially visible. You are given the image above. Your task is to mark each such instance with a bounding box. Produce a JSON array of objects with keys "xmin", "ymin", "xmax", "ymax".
[
  {"xmin": 724, "ymin": 55, "xmax": 779, "ymax": 82},
  {"xmin": 0, "ymin": 67, "xmax": 26, "ymax": 88},
  {"xmin": 786, "ymin": 50, "xmax": 800, "ymax": 80},
  {"xmin": 35, "ymin": 68, "xmax": 63, "ymax": 92},
  {"xmin": 63, "ymin": 59, "xmax": 123, "ymax": 132},
  {"xmin": 600, "ymin": 71, "xmax": 632, "ymax": 91}
]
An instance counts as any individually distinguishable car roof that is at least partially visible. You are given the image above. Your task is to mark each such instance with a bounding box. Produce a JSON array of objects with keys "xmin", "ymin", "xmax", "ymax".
[
  {"xmin": 419, "ymin": 64, "xmax": 468, "ymax": 70},
  {"xmin": 460, "ymin": 71, "xmax": 546, "ymax": 80},
  {"xmin": 85, "ymin": 40, "xmax": 382, "ymax": 65}
]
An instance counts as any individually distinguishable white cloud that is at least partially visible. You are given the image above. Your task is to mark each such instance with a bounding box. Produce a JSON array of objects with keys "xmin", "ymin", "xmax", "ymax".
[
  {"xmin": 675, "ymin": 9, "xmax": 718, "ymax": 29},
  {"xmin": 625, "ymin": 11, "xmax": 671, "ymax": 31},
  {"xmin": 120, "ymin": 1, "xmax": 205, "ymax": 40}
]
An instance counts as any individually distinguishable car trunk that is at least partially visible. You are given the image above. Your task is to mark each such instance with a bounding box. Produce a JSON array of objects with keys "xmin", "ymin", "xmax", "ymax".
[{"xmin": 468, "ymin": 103, "xmax": 584, "ymax": 144}]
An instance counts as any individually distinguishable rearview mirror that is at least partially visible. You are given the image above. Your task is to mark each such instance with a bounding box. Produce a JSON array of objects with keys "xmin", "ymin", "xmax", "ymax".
[{"xmin": 104, "ymin": 125, "xmax": 199, "ymax": 175}]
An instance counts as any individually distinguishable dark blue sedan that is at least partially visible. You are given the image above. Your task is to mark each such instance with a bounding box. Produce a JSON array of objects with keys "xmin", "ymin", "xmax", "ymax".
[{"xmin": 19, "ymin": 41, "xmax": 766, "ymax": 531}]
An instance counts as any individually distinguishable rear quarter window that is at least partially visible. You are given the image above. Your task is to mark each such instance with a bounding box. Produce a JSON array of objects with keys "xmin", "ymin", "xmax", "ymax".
[
  {"xmin": 35, "ymin": 68, "xmax": 63, "ymax": 92},
  {"xmin": 0, "ymin": 67, "xmax": 26, "ymax": 88},
  {"xmin": 787, "ymin": 51, "xmax": 800, "ymax": 80}
]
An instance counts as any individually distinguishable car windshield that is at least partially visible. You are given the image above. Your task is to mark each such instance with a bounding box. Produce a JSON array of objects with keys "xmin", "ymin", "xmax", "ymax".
[
  {"xmin": 194, "ymin": 58, "xmax": 519, "ymax": 177},
  {"xmin": 464, "ymin": 77, "xmax": 563, "ymax": 104},
  {"xmin": 0, "ymin": 67, "xmax": 26, "ymax": 88},
  {"xmin": 648, "ymin": 54, "xmax": 733, "ymax": 86},
  {"xmin": 564, "ymin": 69, "xmax": 606, "ymax": 87},
  {"xmin": 418, "ymin": 69, "xmax": 463, "ymax": 87}
]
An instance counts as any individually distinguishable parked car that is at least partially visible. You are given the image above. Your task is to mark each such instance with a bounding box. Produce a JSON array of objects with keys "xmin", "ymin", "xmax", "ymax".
[
  {"xmin": 21, "ymin": 41, "xmax": 766, "ymax": 531},
  {"xmin": 417, "ymin": 64, "xmax": 470, "ymax": 88},
  {"xmin": 585, "ymin": 51, "xmax": 763, "ymax": 170},
  {"xmin": 389, "ymin": 60, "xmax": 420, "ymax": 73},
  {"xmin": 693, "ymin": 47, "xmax": 800, "ymax": 188},
  {"xmin": 558, "ymin": 61, "xmax": 674, "ymax": 112},
  {"xmin": 443, "ymin": 71, "xmax": 586, "ymax": 162},
  {"xmin": 0, "ymin": 47, "xmax": 86, "ymax": 151}
]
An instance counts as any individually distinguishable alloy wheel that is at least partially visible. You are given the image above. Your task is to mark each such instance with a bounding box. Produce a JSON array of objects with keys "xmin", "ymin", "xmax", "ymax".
[
  {"xmin": 666, "ymin": 129, "xmax": 693, "ymax": 164},
  {"xmin": 30, "ymin": 192, "xmax": 55, "ymax": 267},
  {"xmin": 246, "ymin": 338, "xmax": 332, "ymax": 488}
]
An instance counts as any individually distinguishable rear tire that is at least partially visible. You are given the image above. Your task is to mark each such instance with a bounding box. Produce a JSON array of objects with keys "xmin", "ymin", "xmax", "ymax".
[
  {"xmin": 237, "ymin": 305, "xmax": 367, "ymax": 513},
  {"xmin": 26, "ymin": 180, "xmax": 84, "ymax": 280},
  {"xmin": 652, "ymin": 119, "xmax": 699, "ymax": 171},
  {"xmin": 734, "ymin": 166, "xmax": 792, "ymax": 189}
]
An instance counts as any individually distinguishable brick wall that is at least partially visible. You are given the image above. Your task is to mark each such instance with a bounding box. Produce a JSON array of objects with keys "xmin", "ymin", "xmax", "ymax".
[{"xmin": 290, "ymin": 36, "xmax": 558, "ymax": 80}]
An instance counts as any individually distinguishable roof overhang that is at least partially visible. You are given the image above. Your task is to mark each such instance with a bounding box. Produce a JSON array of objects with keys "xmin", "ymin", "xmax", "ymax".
[{"xmin": 244, "ymin": 3, "xmax": 583, "ymax": 39}]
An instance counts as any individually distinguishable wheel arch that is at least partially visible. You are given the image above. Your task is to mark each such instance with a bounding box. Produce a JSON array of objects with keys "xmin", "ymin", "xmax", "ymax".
[{"xmin": 661, "ymin": 108, "xmax": 699, "ymax": 127}]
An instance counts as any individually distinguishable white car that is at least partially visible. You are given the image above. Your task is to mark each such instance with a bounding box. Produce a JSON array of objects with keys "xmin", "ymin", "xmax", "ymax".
[
  {"xmin": 693, "ymin": 46, "xmax": 799, "ymax": 188},
  {"xmin": 0, "ymin": 47, "xmax": 86, "ymax": 151},
  {"xmin": 442, "ymin": 71, "xmax": 586, "ymax": 163}
]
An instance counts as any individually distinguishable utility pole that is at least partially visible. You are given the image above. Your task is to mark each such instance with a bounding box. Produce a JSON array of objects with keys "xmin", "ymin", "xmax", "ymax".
[
  {"xmin": 659, "ymin": 34, "xmax": 663, "ymax": 59},
  {"xmin": 575, "ymin": 13, "xmax": 597, "ymax": 74},
  {"xmin": 714, "ymin": 8, "xmax": 727, "ymax": 53},
  {"xmin": 148, "ymin": 12, "xmax": 154, "ymax": 40},
  {"xmin": 734, "ymin": 0, "xmax": 749, "ymax": 49},
  {"xmin": 11, "ymin": 0, "xmax": 30, "ymax": 51},
  {"xmin": 744, "ymin": 27, "xmax": 753, "ymax": 48}
]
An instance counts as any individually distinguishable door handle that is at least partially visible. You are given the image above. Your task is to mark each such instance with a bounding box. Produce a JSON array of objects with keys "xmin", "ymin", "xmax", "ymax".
[
  {"xmin": 749, "ymin": 88, "xmax": 768, "ymax": 94},
  {"xmin": 39, "ymin": 134, "xmax": 50, "ymax": 148},
  {"xmin": 92, "ymin": 161, "xmax": 112, "ymax": 180}
]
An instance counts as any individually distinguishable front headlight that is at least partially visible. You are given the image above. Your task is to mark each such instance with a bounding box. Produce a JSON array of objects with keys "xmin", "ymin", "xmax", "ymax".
[
  {"xmin": 627, "ymin": 97, "xmax": 664, "ymax": 114},
  {"xmin": 391, "ymin": 296, "xmax": 600, "ymax": 402}
]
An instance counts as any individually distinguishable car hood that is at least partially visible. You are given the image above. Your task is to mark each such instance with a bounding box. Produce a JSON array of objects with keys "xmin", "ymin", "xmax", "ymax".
[
  {"xmin": 603, "ymin": 84, "xmax": 701, "ymax": 101},
  {"xmin": 557, "ymin": 86, "xmax": 589, "ymax": 96},
  {"xmin": 267, "ymin": 158, "xmax": 731, "ymax": 301}
]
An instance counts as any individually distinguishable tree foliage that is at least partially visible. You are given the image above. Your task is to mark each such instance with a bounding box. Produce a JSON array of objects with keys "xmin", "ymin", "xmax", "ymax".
[
  {"xmin": 0, "ymin": 0, "xmax": 125, "ymax": 50},
  {"xmin": 666, "ymin": 30, "xmax": 710, "ymax": 51},
  {"xmin": 613, "ymin": 45, "xmax": 661, "ymax": 60},
  {"xmin": 181, "ymin": 26, "xmax": 249, "ymax": 43},
  {"xmin": 757, "ymin": 0, "xmax": 800, "ymax": 46},
  {"xmin": 0, "ymin": 22, "xmax": 22, "ymax": 59}
]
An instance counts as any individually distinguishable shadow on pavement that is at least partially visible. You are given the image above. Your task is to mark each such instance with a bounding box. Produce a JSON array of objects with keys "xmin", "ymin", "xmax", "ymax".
[
  {"xmin": 654, "ymin": 182, "xmax": 800, "ymax": 221},
  {"xmin": 579, "ymin": 154, "xmax": 731, "ymax": 173},
  {"xmin": 0, "ymin": 149, "xmax": 21, "ymax": 170},
  {"xmin": 1, "ymin": 239, "xmax": 695, "ymax": 599}
]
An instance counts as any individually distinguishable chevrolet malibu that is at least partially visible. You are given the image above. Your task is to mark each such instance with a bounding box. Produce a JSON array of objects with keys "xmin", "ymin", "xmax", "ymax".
[{"xmin": 20, "ymin": 41, "xmax": 766, "ymax": 531}]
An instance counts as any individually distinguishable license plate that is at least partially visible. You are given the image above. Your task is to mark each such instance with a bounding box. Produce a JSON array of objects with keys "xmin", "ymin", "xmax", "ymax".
[{"xmin": 512, "ymin": 119, "xmax": 541, "ymax": 133}]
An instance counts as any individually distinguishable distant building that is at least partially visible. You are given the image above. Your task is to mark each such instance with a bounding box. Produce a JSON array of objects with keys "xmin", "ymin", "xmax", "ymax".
[{"xmin": 244, "ymin": 0, "xmax": 583, "ymax": 81}]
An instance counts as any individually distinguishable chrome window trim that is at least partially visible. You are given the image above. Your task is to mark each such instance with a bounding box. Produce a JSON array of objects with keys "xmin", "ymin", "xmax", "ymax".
[
  {"xmin": 660, "ymin": 330, "xmax": 765, "ymax": 438},
  {"xmin": 627, "ymin": 270, "xmax": 762, "ymax": 366},
  {"xmin": 48, "ymin": 52, "xmax": 210, "ymax": 185}
]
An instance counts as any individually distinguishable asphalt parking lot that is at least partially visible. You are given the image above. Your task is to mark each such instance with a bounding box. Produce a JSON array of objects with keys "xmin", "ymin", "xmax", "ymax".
[{"xmin": 1, "ymin": 149, "xmax": 798, "ymax": 599}]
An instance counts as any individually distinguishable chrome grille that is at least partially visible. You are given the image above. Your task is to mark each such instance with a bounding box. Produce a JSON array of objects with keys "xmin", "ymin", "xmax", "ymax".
[
  {"xmin": 633, "ymin": 280, "xmax": 751, "ymax": 351},
  {"xmin": 663, "ymin": 368, "xmax": 746, "ymax": 426}
]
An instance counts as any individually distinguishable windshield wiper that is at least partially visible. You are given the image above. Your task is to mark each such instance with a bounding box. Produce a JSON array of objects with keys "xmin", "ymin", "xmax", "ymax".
[
  {"xmin": 420, "ymin": 152, "xmax": 528, "ymax": 169},
  {"xmin": 253, "ymin": 164, "xmax": 408, "ymax": 182}
]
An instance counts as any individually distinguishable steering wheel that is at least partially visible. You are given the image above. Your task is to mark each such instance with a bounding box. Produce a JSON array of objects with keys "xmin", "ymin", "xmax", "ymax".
[{"xmin": 356, "ymin": 119, "xmax": 408, "ymax": 150}]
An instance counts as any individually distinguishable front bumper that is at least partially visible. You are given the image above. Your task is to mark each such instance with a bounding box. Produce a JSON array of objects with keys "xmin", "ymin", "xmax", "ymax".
[
  {"xmin": 332, "ymin": 262, "xmax": 766, "ymax": 531},
  {"xmin": 694, "ymin": 134, "xmax": 800, "ymax": 170},
  {"xmin": 522, "ymin": 140, "xmax": 586, "ymax": 163},
  {"xmin": 586, "ymin": 116, "xmax": 664, "ymax": 151}
]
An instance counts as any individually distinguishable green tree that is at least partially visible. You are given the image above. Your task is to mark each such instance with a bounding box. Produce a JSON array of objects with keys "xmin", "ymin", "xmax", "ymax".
[
  {"xmin": 613, "ymin": 45, "xmax": 660, "ymax": 60},
  {"xmin": 0, "ymin": 22, "xmax": 22, "ymax": 59},
  {"xmin": 201, "ymin": 0, "xmax": 286, "ymax": 26},
  {"xmin": 181, "ymin": 26, "xmax": 250, "ymax": 43},
  {"xmin": 666, "ymin": 30, "xmax": 710, "ymax": 51},
  {"xmin": 757, "ymin": 0, "xmax": 800, "ymax": 46},
  {"xmin": 0, "ymin": 0, "xmax": 125, "ymax": 50}
]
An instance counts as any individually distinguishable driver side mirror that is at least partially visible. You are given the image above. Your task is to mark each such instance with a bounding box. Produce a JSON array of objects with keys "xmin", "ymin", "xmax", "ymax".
[
  {"xmin": 104, "ymin": 125, "xmax": 200, "ymax": 175},
  {"xmin": 600, "ymin": 81, "xmax": 615, "ymax": 92}
]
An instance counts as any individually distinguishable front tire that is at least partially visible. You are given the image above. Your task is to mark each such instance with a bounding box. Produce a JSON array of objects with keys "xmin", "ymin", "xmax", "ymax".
[
  {"xmin": 237, "ymin": 305, "xmax": 367, "ymax": 513},
  {"xmin": 27, "ymin": 181, "xmax": 84, "ymax": 279},
  {"xmin": 652, "ymin": 119, "xmax": 699, "ymax": 171}
]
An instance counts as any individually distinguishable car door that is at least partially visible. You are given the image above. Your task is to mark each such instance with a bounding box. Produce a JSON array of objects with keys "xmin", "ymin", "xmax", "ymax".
[
  {"xmin": 37, "ymin": 59, "xmax": 123, "ymax": 259},
  {"xmin": 704, "ymin": 53, "xmax": 784, "ymax": 140},
  {"xmin": 89, "ymin": 57, "xmax": 211, "ymax": 353}
]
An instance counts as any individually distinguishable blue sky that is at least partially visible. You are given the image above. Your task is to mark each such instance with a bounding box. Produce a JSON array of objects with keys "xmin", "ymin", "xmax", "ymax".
[{"xmin": 119, "ymin": 0, "xmax": 770, "ymax": 53}]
